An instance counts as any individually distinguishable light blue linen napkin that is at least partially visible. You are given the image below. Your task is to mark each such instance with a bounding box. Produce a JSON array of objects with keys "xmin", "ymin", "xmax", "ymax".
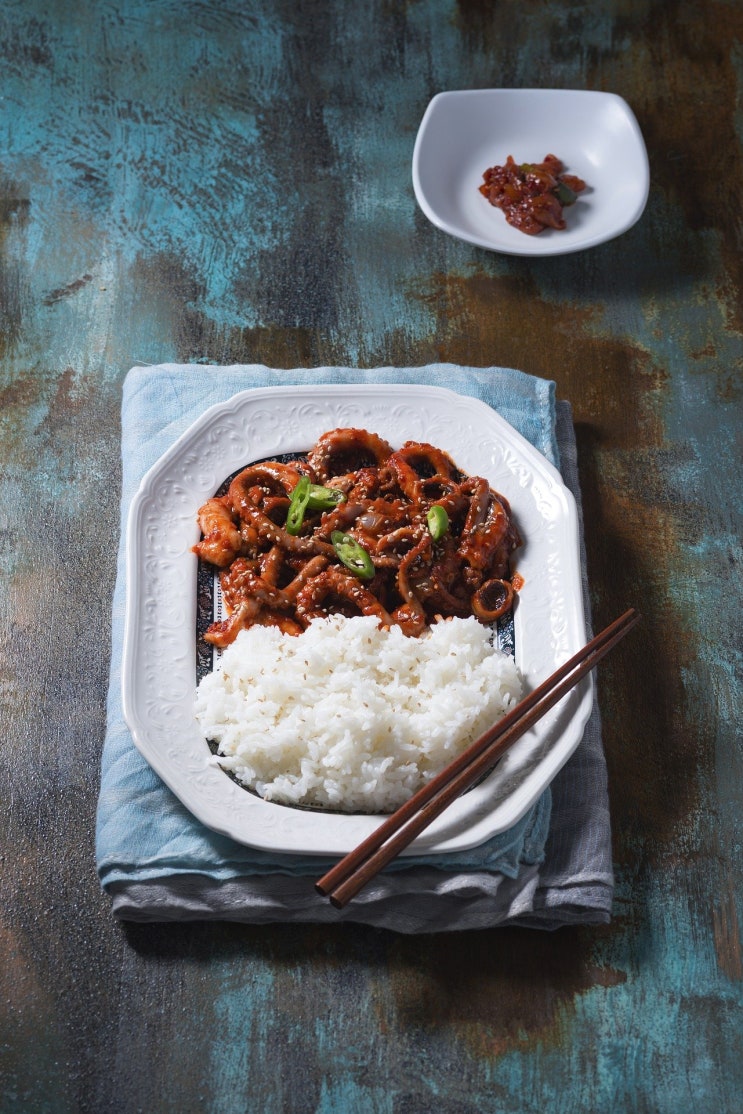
[{"xmin": 96, "ymin": 364, "xmax": 613, "ymax": 931}]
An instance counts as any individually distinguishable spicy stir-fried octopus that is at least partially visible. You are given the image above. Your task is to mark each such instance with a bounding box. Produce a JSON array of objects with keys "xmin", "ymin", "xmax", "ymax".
[
  {"xmin": 479, "ymin": 154, "xmax": 586, "ymax": 235},
  {"xmin": 193, "ymin": 428, "xmax": 521, "ymax": 646}
]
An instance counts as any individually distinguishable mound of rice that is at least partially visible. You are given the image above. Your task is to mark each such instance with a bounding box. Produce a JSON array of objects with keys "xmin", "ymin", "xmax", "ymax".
[{"xmin": 194, "ymin": 614, "xmax": 522, "ymax": 814}]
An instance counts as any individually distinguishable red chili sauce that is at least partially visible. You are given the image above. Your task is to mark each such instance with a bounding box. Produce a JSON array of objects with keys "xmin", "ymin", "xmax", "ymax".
[{"xmin": 479, "ymin": 154, "xmax": 586, "ymax": 235}]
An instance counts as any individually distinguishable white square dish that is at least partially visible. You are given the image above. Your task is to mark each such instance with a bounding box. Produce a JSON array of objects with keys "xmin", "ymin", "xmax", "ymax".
[{"xmin": 412, "ymin": 88, "xmax": 649, "ymax": 255}]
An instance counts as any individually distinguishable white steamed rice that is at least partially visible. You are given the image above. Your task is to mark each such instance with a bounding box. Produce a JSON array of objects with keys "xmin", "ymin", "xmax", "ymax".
[{"xmin": 194, "ymin": 613, "xmax": 521, "ymax": 814}]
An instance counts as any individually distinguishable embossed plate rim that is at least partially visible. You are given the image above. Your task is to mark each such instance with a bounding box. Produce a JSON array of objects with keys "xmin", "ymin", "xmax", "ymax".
[{"xmin": 122, "ymin": 384, "xmax": 592, "ymax": 856}]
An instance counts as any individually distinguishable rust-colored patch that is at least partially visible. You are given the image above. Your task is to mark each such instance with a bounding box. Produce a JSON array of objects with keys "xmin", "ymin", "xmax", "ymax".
[
  {"xmin": 128, "ymin": 251, "xmax": 346, "ymax": 369},
  {"xmin": 0, "ymin": 372, "xmax": 41, "ymax": 415},
  {"xmin": 406, "ymin": 268, "xmax": 705, "ymax": 884},
  {"xmin": 44, "ymin": 364, "xmax": 96, "ymax": 420},
  {"xmin": 42, "ymin": 273, "xmax": 93, "ymax": 306},
  {"xmin": 193, "ymin": 321, "xmax": 339, "ymax": 370},
  {"xmin": 0, "ymin": 907, "xmax": 64, "ymax": 1051},
  {"xmin": 0, "ymin": 188, "xmax": 31, "ymax": 232},
  {"xmin": 715, "ymin": 369, "xmax": 743, "ymax": 402},
  {"xmin": 603, "ymin": 4, "xmax": 743, "ymax": 334},
  {"xmin": 713, "ymin": 876, "xmax": 743, "ymax": 981},
  {"xmin": 412, "ymin": 267, "xmax": 667, "ymax": 450},
  {"xmin": 380, "ymin": 926, "xmax": 625, "ymax": 1053},
  {"xmin": 0, "ymin": 178, "xmax": 31, "ymax": 359},
  {"xmin": 690, "ymin": 342, "xmax": 717, "ymax": 360},
  {"xmin": 572, "ymin": 425, "xmax": 704, "ymax": 861},
  {"xmin": 0, "ymin": 365, "xmax": 102, "ymax": 461},
  {"xmin": 584, "ymin": 962, "xmax": 628, "ymax": 988}
]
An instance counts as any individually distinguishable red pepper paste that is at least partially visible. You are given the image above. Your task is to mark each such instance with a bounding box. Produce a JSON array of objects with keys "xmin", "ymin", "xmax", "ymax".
[{"xmin": 479, "ymin": 154, "xmax": 586, "ymax": 235}]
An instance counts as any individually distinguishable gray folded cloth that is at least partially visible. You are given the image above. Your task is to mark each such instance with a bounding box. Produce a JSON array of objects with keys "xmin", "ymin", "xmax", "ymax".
[{"xmin": 97, "ymin": 364, "xmax": 612, "ymax": 932}]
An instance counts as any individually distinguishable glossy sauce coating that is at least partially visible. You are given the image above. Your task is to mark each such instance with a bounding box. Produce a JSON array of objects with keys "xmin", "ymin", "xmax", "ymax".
[
  {"xmin": 193, "ymin": 428, "xmax": 521, "ymax": 644},
  {"xmin": 479, "ymin": 154, "xmax": 586, "ymax": 235}
]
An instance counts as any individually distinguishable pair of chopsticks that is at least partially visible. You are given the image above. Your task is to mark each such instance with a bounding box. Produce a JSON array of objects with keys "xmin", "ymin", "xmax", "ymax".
[{"xmin": 316, "ymin": 607, "xmax": 640, "ymax": 908}]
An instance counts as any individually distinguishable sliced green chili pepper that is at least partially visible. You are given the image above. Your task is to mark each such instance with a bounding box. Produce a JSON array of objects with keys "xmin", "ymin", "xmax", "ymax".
[
  {"xmin": 307, "ymin": 483, "xmax": 346, "ymax": 510},
  {"xmin": 331, "ymin": 530, "xmax": 375, "ymax": 579},
  {"xmin": 426, "ymin": 504, "xmax": 449, "ymax": 540},
  {"xmin": 521, "ymin": 163, "xmax": 577, "ymax": 206},
  {"xmin": 553, "ymin": 180, "xmax": 578, "ymax": 206},
  {"xmin": 286, "ymin": 475, "xmax": 311, "ymax": 535}
]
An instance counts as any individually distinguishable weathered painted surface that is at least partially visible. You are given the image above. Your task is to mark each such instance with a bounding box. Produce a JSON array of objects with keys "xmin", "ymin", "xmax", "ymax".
[{"xmin": 0, "ymin": 1, "xmax": 740, "ymax": 1112}]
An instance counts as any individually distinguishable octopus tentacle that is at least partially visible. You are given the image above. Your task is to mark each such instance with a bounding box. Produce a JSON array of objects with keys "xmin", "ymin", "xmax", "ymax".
[
  {"xmin": 375, "ymin": 524, "xmax": 426, "ymax": 557},
  {"xmin": 204, "ymin": 599, "xmax": 261, "ymax": 647},
  {"xmin": 315, "ymin": 502, "xmax": 368, "ymax": 537},
  {"xmin": 307, "ymin": 428, "xmax": 393, "ymax": 482},
  {"xmin": 238, "ymin": 503, "xmax": 336, "ymax": 557},
  {"xmin": 387, "ymin": 442, "xmax": 458, "ymax": 501},
  {"xmin": 459, "ymin": 489, "xmax": 515, "ymax": 580},
  {"xmin": 259, "ymin": 545, "xmax": 284, "ymax": 585},
  {"xmin": 471, "ymin": 578, "xmax": 515, "ymax": 622},
  {"xmin": 193, "ymin": 496, "xmax": 243, "ymax": 567},
  {"xmin": 281, "ymin": 555, "xmax": 329, "ymax": 602},
  {"xmin": 194, "ymin": 428, "xmax": 520, "ymax": 640},
  {"xmin": 228, "ymin": 463, "xmax": 303, "ymax": 515},
  {"xmin": 295, "ymin": 568, "xmax": 392, "ymax": 627},
  {"xmin": 392, "ymin": 533, "xmax": 430, "ymax": 636},
  {"xmin": 220, "ymin": 562, "xmax": 289, "ymax": 614}
]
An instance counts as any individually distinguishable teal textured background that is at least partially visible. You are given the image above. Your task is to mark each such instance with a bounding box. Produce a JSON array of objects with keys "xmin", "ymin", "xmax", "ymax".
[{"xmin": 0, "ymin": 1, "xmax": 740, "ymax": 1111}]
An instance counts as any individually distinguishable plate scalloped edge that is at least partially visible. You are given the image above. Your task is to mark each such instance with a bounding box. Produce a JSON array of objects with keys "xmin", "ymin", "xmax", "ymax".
[{"xmin": 122, "ymin": 383, "xmax": 593, "ymax": 856}]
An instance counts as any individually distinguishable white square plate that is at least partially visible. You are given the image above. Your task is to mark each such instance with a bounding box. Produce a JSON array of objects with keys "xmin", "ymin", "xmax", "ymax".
[
  {"xmin": 413, "ymin": 88, "xmax": 649, "ymax": 256},
  {"xmin": 122, "ymin": 384, "xmax": 593, "ymax": 856}
]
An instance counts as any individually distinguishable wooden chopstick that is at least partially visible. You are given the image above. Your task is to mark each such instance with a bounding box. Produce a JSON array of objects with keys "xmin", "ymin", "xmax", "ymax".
[{"xmin": 316, "ymin": 607, "xmax": 641, "ymax": 908}]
